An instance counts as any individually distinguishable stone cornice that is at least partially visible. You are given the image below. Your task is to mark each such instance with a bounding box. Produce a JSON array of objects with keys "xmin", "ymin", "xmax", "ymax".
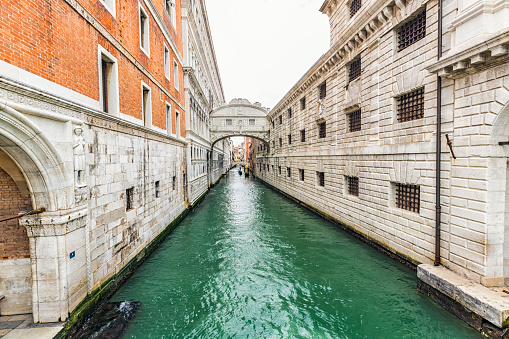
[
  {"xmin": 272, "ymin": 0, "xmax": 416, "ymax": 117},
  {"xmin": 65, "ymin": 0, "xmax": 185, "ymax": 111},
  {"xmin": 427, "ymin": 30, "xmax": 509, "ymax": 78}
]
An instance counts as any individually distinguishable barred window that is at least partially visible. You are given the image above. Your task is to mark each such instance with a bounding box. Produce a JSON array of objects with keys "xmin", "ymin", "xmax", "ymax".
[
  {"xmin": 249, "ymin": 119, "xmax": 255, "ymax": 125},
  {"xmin": 278, "ymin": 166, "xmax": 282, "ymax": 175},
  {"xmin": 349, "ymin": 58, "xmax": 361, "ymax": 82},
  {"xmin": 288, "ymin": 134, "xmax": 292, "ymax": 145},
  {"xmin": 350, "ymin": 0, "xmax": 362, "ymax": 17},
  {"xmin": 287, "ymin": 167, "xmax": 291, "ymax": 178},
  {"xmin": 395, "ymin": 183, "xmax": 420, "ymax": 213},
  {"xmin": 398, "ymin": 10, "xmax": 426, "ymax": 52},
  {"xmin": 155, "ymin": 181, "xmax": 160, "ymax": 198},
  {"xmin": 226, "ymin": 119, "xmax": 232, "ymax": 125},
  {"xmin": 299, "ymin": 169, "xmax": 304, "ymax": 181},
  {"xmin": 300, "ymin": 129, "xmax": 306, "ymax": 142},
  {"xmin": 319, "ymin": 122, "xmax": 326, "ymax": 138},
  {"xmin": 396, "ymin": 88, "xmax": 424, "ymax": 122},
  {"xmin": 317, "ymin": 172, "xmax": 325, "ymax": 187},
  {"xmin": 172, "ymin": 176, "xmax": 176, "ymax": 190},
  {"xmin": 279, "ymin": 115, "xmax": 282, "ymax": 124},
  {"xmin": 288, "ymin": 108, "xmax": 292, "ymax": 118},
  {"xmin": 126, "ymin": 187, "xmax": 134, "ymax": 211},
  {"xmin": 279, "ymin": 138, "xmax": 282, "ymax": 147},
  {"xmin": 319, "ymin": 82, "xmax": 326, "ymax": 99},
  {"xmin": 346, "ymin": 176, "xmax": 359, "ymax": 196},
  {"xmin": 301, "ymin": 97, "xmax": 306, "ymax": 110},
  {"xmin": 348, "ymin": 110, "xmax": 361, "ymax": 132}
]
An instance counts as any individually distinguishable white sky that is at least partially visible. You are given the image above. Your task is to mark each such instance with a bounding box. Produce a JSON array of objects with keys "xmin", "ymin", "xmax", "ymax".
[{"xmin": 206, "ymin": 0, "xmax": 330, "ymax": 110}]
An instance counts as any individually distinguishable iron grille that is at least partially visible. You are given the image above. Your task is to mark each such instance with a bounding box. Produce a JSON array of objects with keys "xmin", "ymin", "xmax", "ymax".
[
  {"xmin": 349, "ymin": 58, "xmax": 361, "ymax": 82},
  {"xmin": 348, "ymin": 110, "xmax": 362, "ymax": 132},
  {"xmin": 395, "ymin": 183, "xmax": 420, "ymax": 212},
  {"xmin": 299, "ymin": 169, "xmax": 304, "ymax": 181},
  {"xmin": 398, "ymin": 10, "xmax": 426, "ymax": 52},
  {"xmin": 319, "ymin": 122, "xmax": 326, "ymax": 138},
  {"xmin": 397, "ymin": 88, "xmax": 424, "ymax": 122},
  {"xmin": 319, "ymin": 82, "xmax": 327, "ymax": 99},
  {"xmin": 288, "ymin": 134, "xmax": 292, "ymax": 145},
  {"xmin": 301, "ymin": 129, "xmax": 306, "ymax": 142},
  {"xmin": 350, "ymin": 0, "xmax": 362, "ymax": 17},
  {"xmin": 318, "ymin": 172, "xmax": 325, "ymax": 187},
  {"xmin": 347, "ymin": 176, "xmax": 359, "ymax": 196},
  {"xmin": 301, "ymin": 97, "xmax": 306, "ymax": 110},
  {"xmin": 287, "ymin": 167, "xmax": 291, "ymax": 178},
  {"xmin": 126, "ymin": 187, "xmax": 134, "ymax": 210}
]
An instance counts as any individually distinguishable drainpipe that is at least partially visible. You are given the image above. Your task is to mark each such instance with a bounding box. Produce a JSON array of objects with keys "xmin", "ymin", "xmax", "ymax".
[{"xmin": 434, "ymin": 0, "xmax": 443, "ymax": 266}]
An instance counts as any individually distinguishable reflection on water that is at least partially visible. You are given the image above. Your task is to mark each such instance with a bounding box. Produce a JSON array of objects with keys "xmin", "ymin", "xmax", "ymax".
[{"xmin": 112, "ymin": 170, "xmax": 480, "ymax": 338}]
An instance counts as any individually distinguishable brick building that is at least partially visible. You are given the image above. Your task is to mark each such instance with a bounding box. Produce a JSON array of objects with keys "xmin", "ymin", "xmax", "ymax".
[
  {"xmin": 252, "ymin": 0, "xmax": 509, "ymax": 332},
  {"xmin": 0, "ymin": 0, "xmax": 190, "ymax": 323}
]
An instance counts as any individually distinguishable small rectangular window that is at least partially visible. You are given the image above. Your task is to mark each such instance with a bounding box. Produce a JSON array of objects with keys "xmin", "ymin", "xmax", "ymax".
[
  {"xmin": 349, "ymin": 57, "xmax": 361, "ymax": 82},
  {"xmin": 350, "ymin": 0, "xmax": 362, "ymax": 17},
  {"xmin": 395, "ymin": 183, "xmax": 420, "ymax": 213},
  {"xmin": 396, "ymin": 88, "xmax": 424, "ymax": 122},
  {"xmin": 300, "ymin": 97, "xmax": 306, "ymax": 110},
  {"xmin": 319, "ymin": 82, "xmax": 326, "ymax": 99},
  {"xmin": 300, "ymin": 129, "xmax": 306, "ymax": 142},
  {"xmin": 398, "ymin": 10, "xmax": 426, "ymax": 52},
  {"xmin": 278, "ymin": 166, "xmax": 282, "ymax": 175},
  {"xmin": 142, "ymin": 85, "xmax": 151, "ymax": 127},
  {"xmin": 174, "ymin": 61, "xmax": 179, "ymax": 90},
  {"xmin": 318, "ymin": 122, "xmax": 326, "ymax": 138},
  {"xmin": 226, "ymin": 119, "xmax": 233, "ymax": 125},
  {"xmin": 346, "ymin": 176, "xmax": 359, "ymax": 196},
  {"xmin": 299, "ymin": 169, "xmax": 304, "ymax": 181},
  {"xmin": 249, "ymin": 119, "xmax": 255, "ymax": 125},
  {"xmin": 175, "ymin": 111, "xmax": 180, "ymax": 136},
  {"xmin": 139, "ymin": 5, "xmax": 149, "ymax": 54},
  {"xmin": 164, "ymin": 46, "xmax": 170, "ymax": 79},
  {"xmin": 287, "ymin": 167, "xmax": 291, "ymax": 178},
  {"xmin": 166, "ymin": 104, "xmax": 172, "ymax": 134},
  {"xmin": 100, "ymin": 58, "xmax": 111, "ymax": 113},
  {"xmin": 272, "ymin": 120, "xmax": 275, "ymax": 128},
  {"xmin": 126, "ymin": 187, "xmax": 134, "ymax": 211},
  {"xmin": 155, "ymin": 181, "xmax": 160, "ymax": 198},
  {"xmin": 279, "ymin": 138, "xmax": 282, "ymax": 147},
  {"xmin": 288, "ymin": 108, "xmax": 292, "ymax": 118},
  {"xmin": 279, "ymin": 115, "xmax": 282, "ymax": 124},
  {"xmin": 348, "ymin": 109, "xmax": 361, "ymax": 132},
  {"xmin": 288, "ymin": 134, "xmax": 292, "ymax": 145},
  {"xmin": 317, "ymin": 172, "xmax": 325, "ymax": 187},
  {"xmin": 172, "ymin": 176, "xmax": 176, "ymax": 190}
]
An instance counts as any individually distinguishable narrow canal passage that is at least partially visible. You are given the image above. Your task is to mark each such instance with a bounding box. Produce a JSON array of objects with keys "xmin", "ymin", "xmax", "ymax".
[{"xmin": 113, "ymin": 170, "xmax": 480, "ymax": 338}]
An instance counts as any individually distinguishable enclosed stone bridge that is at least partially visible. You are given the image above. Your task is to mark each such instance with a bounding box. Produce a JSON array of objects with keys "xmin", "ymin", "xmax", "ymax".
[{"xmin": 210, "ymin": 98, "xmax": 269, "ymax": 147}]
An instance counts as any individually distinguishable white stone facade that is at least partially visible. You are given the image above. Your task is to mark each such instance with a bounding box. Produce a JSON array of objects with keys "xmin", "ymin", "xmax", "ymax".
[
  {"xmin": 182, "ymin": 0, "xmax": 231, "ymax": 204},
  {"xmin": 253, "ymin": 0, "xmax": 509, "ymax": 297}
]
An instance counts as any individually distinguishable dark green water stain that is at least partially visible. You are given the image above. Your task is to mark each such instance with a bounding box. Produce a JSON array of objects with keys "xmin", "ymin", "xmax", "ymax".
[{"xmin": 112, "ymin": 170, "xmax": 481, "ymax": 339}]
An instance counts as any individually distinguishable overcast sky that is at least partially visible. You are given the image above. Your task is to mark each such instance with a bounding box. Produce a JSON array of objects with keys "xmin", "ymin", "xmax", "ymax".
[{"xmin": 206, "ymin": 0, "xmax": 330, "ymax": 110}]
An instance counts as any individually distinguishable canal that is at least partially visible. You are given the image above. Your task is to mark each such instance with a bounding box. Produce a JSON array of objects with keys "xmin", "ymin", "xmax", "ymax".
[{"xmin": 112, "ymin": 169, "xmax": 481, "ymax": 338}]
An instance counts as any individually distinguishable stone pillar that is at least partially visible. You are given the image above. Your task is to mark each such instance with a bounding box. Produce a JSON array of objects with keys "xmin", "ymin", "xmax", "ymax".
[{"xmin": 20, "ymin": 207, "xmax": 87, "ymax": 323}]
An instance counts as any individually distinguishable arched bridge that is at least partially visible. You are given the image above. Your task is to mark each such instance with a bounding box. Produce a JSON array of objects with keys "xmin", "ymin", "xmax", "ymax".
[{"xmin": 210, "ymin": 98, "xmax": 269, "ymax": 147}]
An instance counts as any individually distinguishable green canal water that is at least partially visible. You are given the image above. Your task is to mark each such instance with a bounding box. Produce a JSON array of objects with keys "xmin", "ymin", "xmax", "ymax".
[{"xmin": 112, "ymin": 170, "xmax": 481, "ymax": 338}]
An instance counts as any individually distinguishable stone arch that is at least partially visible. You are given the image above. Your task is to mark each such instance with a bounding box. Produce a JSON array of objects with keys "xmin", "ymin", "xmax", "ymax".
[{"xmin": 0, "ymin": 103, "xmax": 71, "ymax": 211}]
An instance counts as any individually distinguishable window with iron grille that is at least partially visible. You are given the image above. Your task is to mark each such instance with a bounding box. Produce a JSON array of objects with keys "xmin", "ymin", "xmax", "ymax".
[
  {"xmin": 350, "ymin": 0, "xmax": 362, "ymax": 17},
  {"xmin": 126, "ymin": 187, "xmax": 134, "ymax": 211},
  {"xmin": 396, "ymin": 88, "xmax": 424, "ymax": 122},
  {"xmin": 346, "ymin": 176, "xmax": 359, "ymax": 196},
  {"xmin": 279, "ymin": 115, "xmax": 282, "ymax": 124},
  {"xmin": 398, "ymin": 10, "xmax": 426, "ymax": 52},
  {"xmin": 395, "ymin": 183, "xmax": 420, "ymax": 213},
  {"xmin": 249, "ymin": 119, "xmax": 255, "ymax": 125},
  {"xmin": 287, "ymin": 167, "xmax": 291, "ymax": 178},
  {"xmin": 301, "ymin": 129, "xmax": 306, "ymax": 142},
  {"xmin": 278, "ymin": 166, "xmax": 282, "ymax": 175},
  {"xmin": 299, "ymin": 169, "xmax": 304, "ymax": 181},
  {"xmin": 349, "ymin": 58, "xmax": 361, "ymax": 82},
  {"xmin": 172, "ymin": 176, "xmax": 176, "ymax": 190},
  {"xmin": 319, "ymin": 82, "xmax": 326, "ymax": 99},
  {"xmin": 317, "ymin": 172, "xmax": 325, "ymax": 187},
  {"xmin": 226, "ymin": 119, "xmax": 232, "ymax": 125},
  {"xmin": 288, "ymin": 134, "xmax": 292, "ymax": 145},
  {"xmin": 301, "ymin": 97, "xmax": 306, "ymax": 110},
  {"xmin": 288, "ymin": 108, "xmax": 292, "ymax": 118},
  {"xmin": 318, "ymin": 122, "xmax": 326, "ymax": 138},
  {"xmin": 279, "ymin": 138, "xmax": 282, "ymax": 147},
  {"xmin": 155, "ymin": 181, "xmax": 160, "ymax": 198},
  {"xmin": 348, "ymin": 109, "xmax": 362, "ymax": 132}
]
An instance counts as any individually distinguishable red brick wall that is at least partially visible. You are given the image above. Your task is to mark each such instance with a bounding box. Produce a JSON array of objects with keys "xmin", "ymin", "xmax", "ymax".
[
  {"xmin": 0, "ymin": 0, "xmax": 185, "ymax": 133},
  {"xmin": 0, "ymin": 169, "xmax": 31, "ymax": 260}
]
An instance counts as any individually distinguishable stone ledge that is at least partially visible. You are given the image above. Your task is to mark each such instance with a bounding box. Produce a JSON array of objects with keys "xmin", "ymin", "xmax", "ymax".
[{"xmin": 418, "ymin": 264, "xmax": 509, "ymax": 329}]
